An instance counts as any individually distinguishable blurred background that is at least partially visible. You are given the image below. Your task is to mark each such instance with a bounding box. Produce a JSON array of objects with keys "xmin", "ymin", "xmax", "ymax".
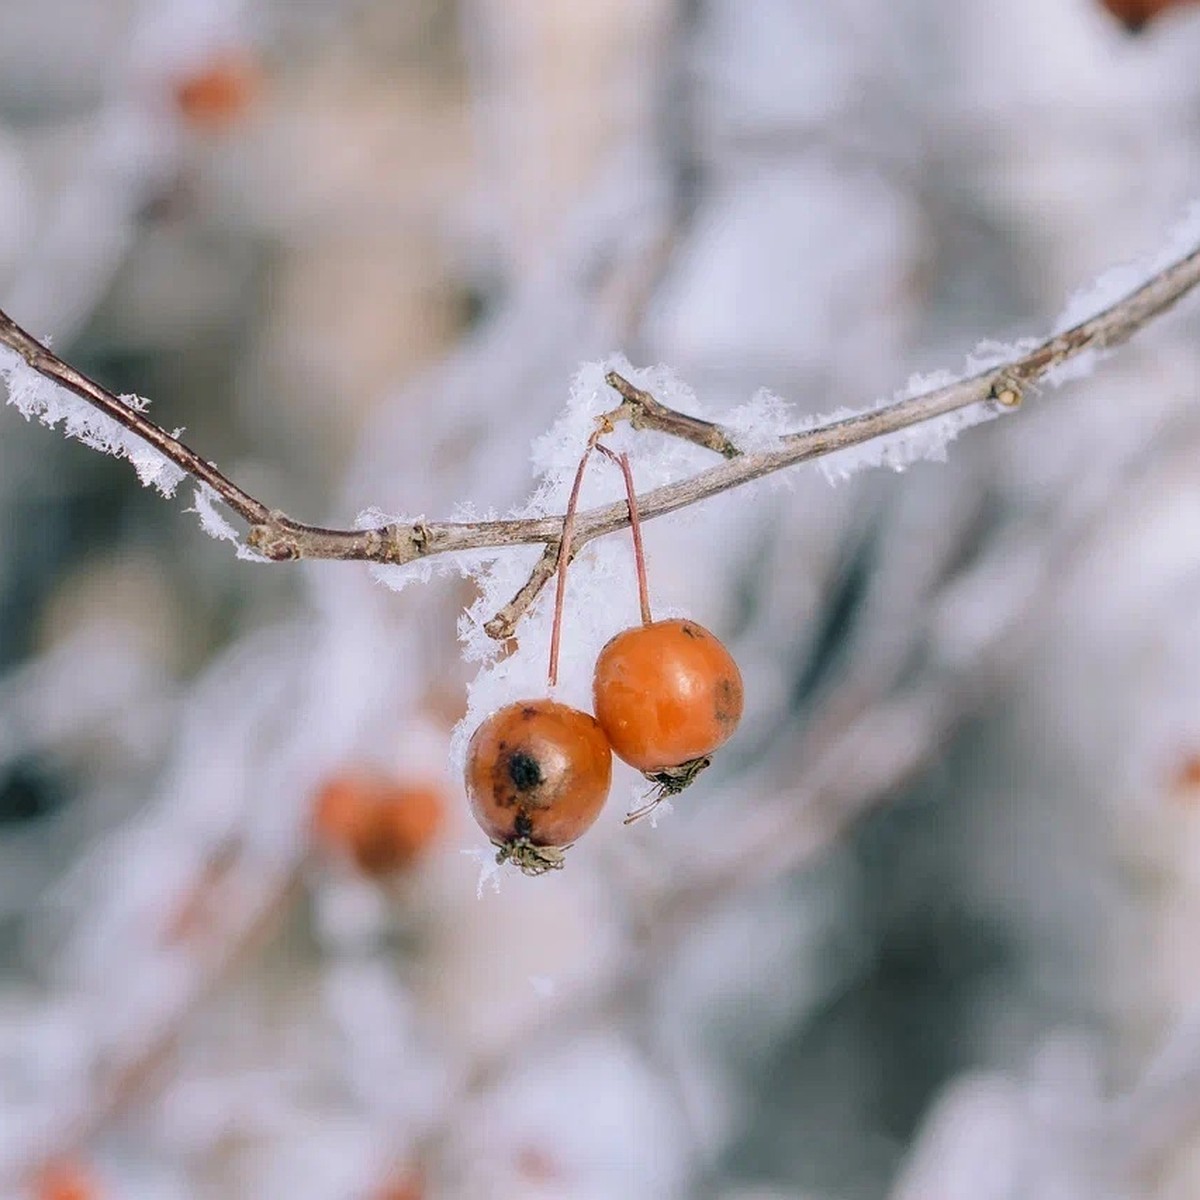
[{"xmin": 2, "ymin": 1, "xmax": 1200, "ymax": 1197}]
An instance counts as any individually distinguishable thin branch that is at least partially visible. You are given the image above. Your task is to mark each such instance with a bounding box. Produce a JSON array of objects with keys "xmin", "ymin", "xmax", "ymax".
[
  {"xmin": 0, "ymin": 311, "xmax": 269, "ymax": 527},
  {"xmin": 484, "ymin": 544, "xmax": 562, "ymax": 640},
  {"xmin": 2, "ymin": 243, "xmax": 1199, "ymax": 595},
  {"xmin": 602, "ymin": 370, "xmax": 742, "ymax": 457}
]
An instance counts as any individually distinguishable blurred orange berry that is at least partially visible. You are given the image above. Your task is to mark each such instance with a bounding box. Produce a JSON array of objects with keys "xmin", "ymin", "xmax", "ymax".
[
  {"xmin": 34, "ymin": 1160, "xmax": 100, "ymax": 1200},
  {"xmin": 369, "ymin": 1170, "xmax": 423, "ymax": 1200},
  {"xmin": 1100, "ymin": 0, "xmax": 1200, "ymax": 30},
  {"xmin": 515, "ymin": 1145, "xmax": 562, "ymax": 1183},
  {"xmin": 1170, "ymin": 753, "xmax": 1200, "ymax": 797},
  {"xmin": 173, "ymin": 52, "xmax": 262, "ymax": 131},
  {"xmin": 312, "ymin": 774, "xmax": 445, "ymax": 876}
]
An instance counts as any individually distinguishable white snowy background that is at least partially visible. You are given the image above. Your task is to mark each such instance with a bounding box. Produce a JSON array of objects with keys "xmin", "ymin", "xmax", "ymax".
[{"xmin": 1, "ymin": 1, "xmax": 1200, "ymax": 1197}]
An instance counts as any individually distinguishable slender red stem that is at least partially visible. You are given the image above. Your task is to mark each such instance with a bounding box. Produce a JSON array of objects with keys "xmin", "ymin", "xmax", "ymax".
[
  {"xmin": 548, "ymin": 439, "xmax": 598, "ymax": 687},
  {"xmin": 597, "ymin": 444, "xmax": 652, "ymax": 626}
]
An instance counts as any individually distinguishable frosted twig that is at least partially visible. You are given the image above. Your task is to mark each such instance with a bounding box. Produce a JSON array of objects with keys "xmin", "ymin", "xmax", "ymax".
[
  {"xmin": 1, "ymin": 242, "xmax": 1198, "ymax": 600},
  {"xmin": 0, "ymin": 311, "xmax": 269, "ymax": 526},
  {"xmin": 602, "ymin": 370, "xmax": 742, "ymax": 457},
  {"xmin": 484, "ymin": 545, "xmax": 562, "ymax": 640}
]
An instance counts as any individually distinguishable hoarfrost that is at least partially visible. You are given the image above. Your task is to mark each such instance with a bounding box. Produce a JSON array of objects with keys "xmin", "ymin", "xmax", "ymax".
[
  {"xmin": 724, "ymin": 388, "xmax": 795, "ymax": 453},
  {"xmin": 187, "ymin": 484, "xmax": 240, "ymax": 544},
  {"xmin": 1054, "ymin": 201, "xmax": 1200, "ymax": 334},
  {"xmin": 1, "ymin": 343, "xmax": 184, "ymax": 496},
  {"xmin": 460, "ymin": 847, "xmax": 508, "ymax": 897}
]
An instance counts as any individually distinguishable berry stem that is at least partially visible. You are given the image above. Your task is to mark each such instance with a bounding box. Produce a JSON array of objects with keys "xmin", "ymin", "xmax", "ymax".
[
  {"xmin": 597, "ymin": 444, "xmax": 652, "ymax": 626},
  {"xmin": 548, "ymin": 438, "xmax": 598, "ymax": 687}
]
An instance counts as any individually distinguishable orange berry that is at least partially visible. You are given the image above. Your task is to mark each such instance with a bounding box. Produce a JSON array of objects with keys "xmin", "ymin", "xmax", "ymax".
[
  {"xmin": 369, "ymin": 1171, "xmax": 423, "ymax": 1200},
  {"xmin": 173, "ymin": 52, "xmax": 261, "ymax": 131},
  {"xmin": 312, "ymin": 774, "xmax": 445, "ymax": 876},
  {"xmin": 1100, "ymin": 0, "xmax": 1200, "ymax": 29},
  {"xmin": 593, "ymin": 618, "xmax": 743, "ymax": 791},
  {"xmin": 464, "ymin": 699, "xmax": 612, "ymax": 874},
  {"xmin": 1169, "ymin": 753, "xmax": 1200, "ymax": 801},
  {"xmin": 34, "ymin": 1160, "xmax": 100, "ymax": 1200}
]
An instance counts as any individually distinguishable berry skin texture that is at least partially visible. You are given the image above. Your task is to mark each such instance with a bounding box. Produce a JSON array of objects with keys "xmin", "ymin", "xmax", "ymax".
[
  {"xmin": 465, "ymin": 700, "xmax": 612, "ymax": 875},
  {"xmin": 593, "ymin": 619, "xmax": 743, "ymax": 784},
  {"xmin": 312, "ymin": 775, "xmax": 445, "ymax": 876}
]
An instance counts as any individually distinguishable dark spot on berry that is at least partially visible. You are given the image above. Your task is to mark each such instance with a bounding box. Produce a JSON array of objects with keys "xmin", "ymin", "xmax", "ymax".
[
  {"xmin": 514, "ymin": 811, "xmax": 533, "ymax": 839},
  {"xmin": 714, "ymin": 676, "xmax": 740, "ymax": 726},
  {"xmin": 507, "ymin": 750, "xmax": 543, "ymax": 792},
  {"xmin": 521, "ymin": 706, "xmax": 538, "ymax": 719},
  {"xmin": 681, "ymin": 622, "xmax": 702, "ymax": 639}
]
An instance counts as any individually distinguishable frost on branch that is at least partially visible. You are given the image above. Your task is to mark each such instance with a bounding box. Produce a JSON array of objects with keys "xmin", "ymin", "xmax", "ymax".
[
  {"xmin": 187, "ymin": 483, "xmax": 239, "ymax": 543},
  {"xmin": 0, "ymin": 342, "xmax": 185, "ymax": 496},
  {"xmin": 186, "ymin": 483, "xmax": 271, "ymax": 561},
  {"xmin": 1047, "ymin": 201, "xmax": 1200, "ymax": 388},
  {"xmin": 1055, "ymin": 201, "xmax": 1200, "ymax": 335},
  {"xmin": 813, "ymin": 345, "xmax": 1033, "ymax": 484},
  {"xmin": 724, "ymin": 388, "xmax": 796, "ymax": 453}
]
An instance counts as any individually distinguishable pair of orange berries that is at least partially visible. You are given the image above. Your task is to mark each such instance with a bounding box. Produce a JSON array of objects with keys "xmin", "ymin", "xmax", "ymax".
[
  {"xmin": 463, "ymin": 437, "xmax": 743, "ymax": 874},
  {"xmin": 464, "ymin": 617, "xmax": 744, "ymax": 874}
]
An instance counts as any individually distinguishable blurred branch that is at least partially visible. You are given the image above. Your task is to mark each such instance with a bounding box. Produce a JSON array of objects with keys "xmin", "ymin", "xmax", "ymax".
[
  {"xmin": 9, "ymin": 852, "xmax": 305, "ymax": 1187},
  {"xmin": 1106, "ymin": 1014, "xmax": 1200, "ymax": 1180},
  {"xmin": 2, "ymin": 242, "xmax": 1199, "ymax": 602}
]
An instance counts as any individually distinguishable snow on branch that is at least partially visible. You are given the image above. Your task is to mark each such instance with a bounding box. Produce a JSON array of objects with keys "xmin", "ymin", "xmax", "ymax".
[
  {"xmin": 1, "ymin": 222, "xmax": 1199, "ymax": 628},
  {"xmin": 0, "ymin": 341, "xmax": 186, "ymax": 497}
]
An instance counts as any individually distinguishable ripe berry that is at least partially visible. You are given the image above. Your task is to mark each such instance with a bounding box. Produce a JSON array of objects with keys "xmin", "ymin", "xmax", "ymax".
[
  {"xmin": 173, "ymin": 52, "xmax": 261, "ymax": 131},
  {"xmin": 593, "ymin": 618, "xmax": 743, "ymax": 796},
  {"xmin": 312, "ymin": 774, "xmax": 445, "ymax": 876},
  {"xmin": 464, "ymin": 699, "xmax": 612, "ymax": 875}
]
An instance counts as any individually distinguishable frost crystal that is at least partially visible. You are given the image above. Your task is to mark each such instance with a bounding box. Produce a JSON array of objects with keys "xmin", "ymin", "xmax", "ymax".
[
  {"xmin": 461, "ymin": 847, "xmax": 507, "ymax": 898},
  {"xmin": 724, "ymin": 388, "xmax": 795, "ymax": 453},
  {"xmin": 188, "ymin": 484, "xmax": 240, "ymax": 543}
]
